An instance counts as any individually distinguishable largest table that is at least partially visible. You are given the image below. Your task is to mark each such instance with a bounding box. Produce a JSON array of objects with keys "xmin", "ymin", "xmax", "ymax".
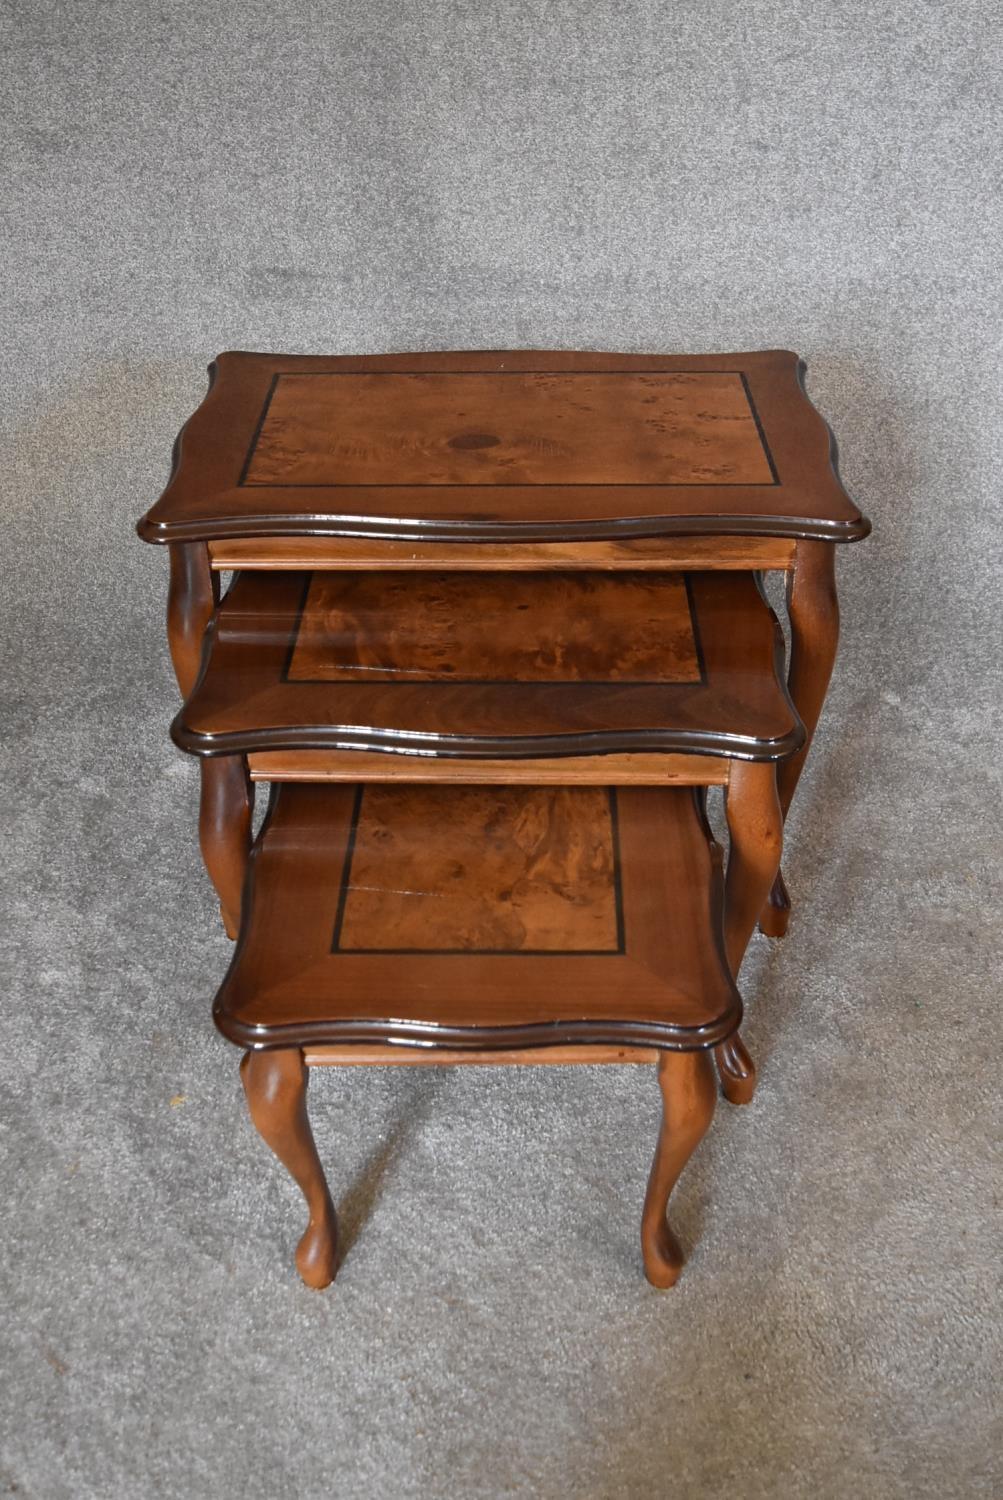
[{"xmin": 138, "ymin": 347, "xmax": 870, "ymax": 930}]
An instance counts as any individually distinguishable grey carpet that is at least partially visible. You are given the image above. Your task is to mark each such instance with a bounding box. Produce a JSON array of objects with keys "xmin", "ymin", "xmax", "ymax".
[{"xmin": 2, "ymin": 2, "xmax": 1001, "ymax": 1496}]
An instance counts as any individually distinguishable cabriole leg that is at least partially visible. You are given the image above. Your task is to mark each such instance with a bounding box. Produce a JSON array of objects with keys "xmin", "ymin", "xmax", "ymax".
[
  {"xmin": 713, "ymin": 758, "xmax": 783, "ymax": 1102},
  {"xmin": 641, "ymin": 1050, "xmax": 717, "ymax": 1288},
  {"xmin": 240, "ymin": 1048, "xmax": 338, "ymax": 1290},
  {"xmin": 166, "ymin": 541, "xmax": 218, "ymax": 697},
  {"xmin": 723, "ymin": 759, "xmax": 783, "ymax": 975},
  {"xmin": 198, "ymin": 754, "xmax": 254, "ymax": 938},
  {"xmin": 761, "ymin": 540, "xmax": 839, "ymax": 935}
]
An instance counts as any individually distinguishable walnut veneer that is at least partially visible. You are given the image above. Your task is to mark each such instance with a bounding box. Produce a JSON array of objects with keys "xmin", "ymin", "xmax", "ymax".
[
  {"xmin": 138, "ymin": 349, "xmax": 868, "ymax": 544},
  {"xmin": 174, "ymin": 567, "xmax": 802, "ymax": 762},
  {"xmin": 217, "ymin": 783, "xmax": 740, "ymax": 1050}
]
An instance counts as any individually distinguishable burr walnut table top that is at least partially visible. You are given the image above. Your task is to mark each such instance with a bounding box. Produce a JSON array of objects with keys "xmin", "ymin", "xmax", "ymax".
[
  {"xmin": 138, "ymin": 348, "xmax": 869, "ymax": 546},
  {"xmin": 214, "ymin": 781, "xmax": 741, "ymax": 1053},
  {"xmin": 173, "ymin": 568, "xmax": 802, "ymax": 762}
]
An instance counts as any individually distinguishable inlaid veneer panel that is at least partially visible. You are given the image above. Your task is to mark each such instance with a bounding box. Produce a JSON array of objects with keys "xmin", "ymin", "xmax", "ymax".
[
  {"xmin": 174, "ymin": 568, "xmax": 803, "ymax": 761},
  {"xmin": 286, "ymin": 572, "xmax": 701, "ymax": 685},
  {"xmin": 335, "ymin": 786, "xmax": 621, "ymax": 954},
  {"xmin": 138, "ymin": 350, "xmax": 870, "ymax": 544},
  {"xmin": 244, "ymin": 371, "xmax": 775, "ymax": 489}
]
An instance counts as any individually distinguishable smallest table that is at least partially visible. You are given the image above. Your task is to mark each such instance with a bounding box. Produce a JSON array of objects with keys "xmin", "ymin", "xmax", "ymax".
[{"xmin": 217, "ymin": 780, "xmax": 742, "ymax": 1289}]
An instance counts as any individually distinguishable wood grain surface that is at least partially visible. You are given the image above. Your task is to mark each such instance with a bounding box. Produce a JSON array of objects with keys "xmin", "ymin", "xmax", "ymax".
[
  {"xmin": 286, "ymin": 571, "xmax": 700, "ymax": 684},
  {"xmin": 174, "ymin": 569, "xmax": 804, "ymax": 762},
  {"xmin": 244, "ymin": 371, "xmax": 775, "ymax": 488},
  {"xmin": 213, "ymin": 782, "xmax": 741, "ymax": 1052},
  {"xmin": 137, "ymin": 349, "xmax": 870, "ymax": 544},
  {"xmin": 207, "ymin": 534, "xmax": 798, "ymax": 571},
  {"xmin": 246, "ymin": 749, "xmax": 730, "ymax": 785},
  {"xmin": 335, "ymin": 786, "xmax": 621, "ymax": 953},
  {"xmin": 302, "ymin": 1043, "xmax": 660, "ymax": 1066}
]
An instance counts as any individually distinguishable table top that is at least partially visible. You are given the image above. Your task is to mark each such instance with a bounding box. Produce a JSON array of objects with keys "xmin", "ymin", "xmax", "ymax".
[
  {"xmin": 138, "ymin": 349, "xmax": 869, "ymax": 546},
  {"xmin": 214, "ymin": 781, "xmax": 741, "ymax": 1052},
  {"xmin": 174, "ymin": 568, "xmax": 803, "ymax": 762}
]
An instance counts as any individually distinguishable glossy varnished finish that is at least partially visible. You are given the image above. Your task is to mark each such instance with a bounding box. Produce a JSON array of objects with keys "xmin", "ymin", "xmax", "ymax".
[
  {"xmin": 138, "ymin": 349, "xmax": 869, "ymax": 545},
  {"xmin": 146, "ymin": 350, "xmax": 867, "ymax": 943},
  {"xmin": 672, "ymin": 773, "xmax": 778, "ymax": 1105},
  {"xmin": 228, "ymin": 786, "xmax": 738, "ymax": 1288},
  {"xmin": 240, "ymin": 1049, "xmax": 338, "ymax": 1289},
  {"xmin": 214, "ymin": 782, "xmax": 742, "ymax": 1052},
  {"xmin": 173, "ymin": 569, "xmax": 803, "ymax": 762},
  {"xmin": 198, "ymin": 754, "xmax": 254, "ymax": 939},
  {"xmin": 759, "ymin": 539, "xmax": 841, "ymax": 935},
  {"xmin": 642, "ymin": 1050, "xmax": 718, "ymax": 1288},
  {"xmin": 167, "ymin": 542, "xmax": 217, "ymax": 697},
  {"xmin": 140, "ymin": 349, "xmax": 870, "ymax": 1292},
  {"xmin": 337, "ymin": 786, "xmax": 620, "ymax": 953},
  {"xmin": 714, "ymin": 1034, "xmax": 758, "ymax": 1106},
  {"xmin": 247, "ymin": 748, "xmax": 730, "ymax": 786},
  {"xmin": 723, "ymin": 761, "xmax": 784, "ymax": 978},
  {"xmin": 242, "ymin": 1042, "xmax": 717, "ymax": 1290},
  {"xmin": 287, "ymin": 571, "xmax": 701, "ymax": 684},
  {"xmin": 244, "ymin": 370, "xmax": 776, "ymax": 488},
  {"xmin": 303, "ymin": 1044, "xmax": 661, "ymax": 1066}
]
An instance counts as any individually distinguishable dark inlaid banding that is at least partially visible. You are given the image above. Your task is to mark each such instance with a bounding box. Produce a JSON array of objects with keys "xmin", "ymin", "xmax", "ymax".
[
  {"xmin": 137, "ymin": 349, "xmax": 872, "ymax": 545},
  {"xmin": 172, "ymin": 568, "xmax": 804, "ymax": 762},
  {"xmin": 212, "ymin": 780, "xmax": 743, "ymax": 1052}
]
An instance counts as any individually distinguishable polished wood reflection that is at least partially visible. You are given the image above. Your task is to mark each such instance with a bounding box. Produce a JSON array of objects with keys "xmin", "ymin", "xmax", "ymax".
[
  {"xmin": 642, "ymin": 1050, "xmax": 718, "ymax": 1287},
  {"xmin": 137, "ymin": 349, "xmax": 870, "ymax": 544},
  {"xmin": 240, "ymin": 1048, "xmax": 338, "ymax": 1289},
  {"xmin": 213, "ymin": 782, "xmax": 741, "ymax": 1051},
  {"xmin": 174, "ymin": 569, "xmax": 803, "ymax": 762},
  {"xmin": 243, "ymin": 1041, "xmax": 720, "ymax": 1290},
  {"xmin": 287, "ymin": 571, "xmax": 701, "ymax": 684}
]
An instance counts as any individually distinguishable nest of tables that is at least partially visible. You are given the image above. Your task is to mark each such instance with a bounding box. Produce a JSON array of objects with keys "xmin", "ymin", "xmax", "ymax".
[{"xmin": 139, "ymin": 348, "xmax": 868, "ymax": 1289}]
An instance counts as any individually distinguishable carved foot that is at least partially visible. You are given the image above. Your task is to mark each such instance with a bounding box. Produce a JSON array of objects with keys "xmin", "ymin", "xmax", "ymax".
[
  {"xmin": 714, "ymin": 1032, "xmax": 757, "ymax": 1105},
  {"xmin": 294, "ymin": 1208, "xmax": 339, "ymax": 1291},
  {"xmin": 240, "ymin": 1049, "xmax": 339, "ymax": 1289},
  {"xmin": 758, "ymin": 868, "xmax": 790, "ymax": 937},
  {"xmin": 641, "ymin": 1051, "xmax": 717, "ymax": 1288}
]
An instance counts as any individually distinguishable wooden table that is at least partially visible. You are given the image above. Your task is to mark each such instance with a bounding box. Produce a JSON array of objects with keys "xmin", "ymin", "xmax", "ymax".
[
  {"xmin": 138, "ymin": 347, "xmax": 869, "ymax": 1288},
  {"xmin": 139, "ymin": 348, "xmax": 869, "ymax": 933},
  {"xmin": 220, "ymin": 779, "xmax": 742, "ymax": 1289}
]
